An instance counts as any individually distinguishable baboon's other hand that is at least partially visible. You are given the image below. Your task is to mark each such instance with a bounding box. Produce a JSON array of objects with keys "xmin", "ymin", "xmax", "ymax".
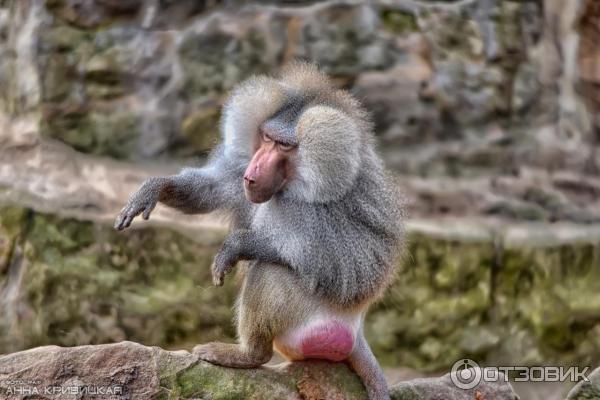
[{"xmin": 211, "ymin": 235, "xmax": 242, "ymax": 286}]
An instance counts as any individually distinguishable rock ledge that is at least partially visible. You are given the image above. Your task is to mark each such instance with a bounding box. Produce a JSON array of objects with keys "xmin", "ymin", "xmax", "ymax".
[{"xmin": 0, "ymin": 341, "xmax": 519, "ymax": 399}]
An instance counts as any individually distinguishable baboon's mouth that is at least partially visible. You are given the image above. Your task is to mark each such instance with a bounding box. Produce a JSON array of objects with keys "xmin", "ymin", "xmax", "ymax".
[
  {"xmin": 243, "ymin": 178, "xmax": 286, "ymax": 203},
  {"xmin": 244, "ymin": 186, "xmax": 275, "ymax": 203}
]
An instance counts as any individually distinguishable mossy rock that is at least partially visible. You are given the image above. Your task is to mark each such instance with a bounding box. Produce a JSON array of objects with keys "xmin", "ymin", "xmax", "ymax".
[
  {"xmin": 366, "ymin": 232, "xmax": 494, "ymax": 371},
  {"xmin": 567, "ymin": 366, "xmax": 600, "ymax": 399},
  {"xmin": 495, "ymin": 240, "xmax": 600, "ymax": 365},
  {"xmin": 301, "ymin": 4, "xmax": 393, "ymax": 75},
  {"xmin": 41, "ymin": 54, "xmax": 78, "ymax": 102},
  {"xmin": 2, "ymin": 205, "xmax": 600, "ymax": 374},
  {"xmin": 0, "ymin": 207, "xmax": 234, "ymax": 354},
  {"xmin": 0, "ymin": 207, "xmax": 29, "ymax": 275},
  {"xmin": 178, "ymin": 28, "xmax": 271, "ymax": 99},
  {"xmin": 45, "ymin": 0, "xmax": 143, "ymax": 29},
  {"xmin": 83, "ymin": 46, "xmax": 132, "ymax": 87},
  {"xmin": 484, "ymin": 200, "xmax": 548, "ymax": 221},
  {"xmin": 41, "ymin": 110, "xmax": 140, "ymax": 159},
  {"xmin": 41, "ymin": 24, "xmax": 91, "ymax": 53},
  {"xmin": 367, "ymin": 223, "xmax": 600, "ymax": 371},
  {"xmin": 381, "ymin": 9, "xmax": 419, "ymax": 35},
  {"xmin": 0, "ymin": 341, "xmax": 519, "ymax": 399}
]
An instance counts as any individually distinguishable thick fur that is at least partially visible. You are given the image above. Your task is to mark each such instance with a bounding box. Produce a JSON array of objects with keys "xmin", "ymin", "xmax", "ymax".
[
  {"xmin": 218, "ymin": 63, "xmax": 404, "ymax": 307},
  {"xmin": 115, "ymin": 62, "xmax": 404, "ymax": 400}
]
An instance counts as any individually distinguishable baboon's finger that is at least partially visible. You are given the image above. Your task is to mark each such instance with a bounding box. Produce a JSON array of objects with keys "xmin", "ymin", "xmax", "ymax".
[
  {"xmin": 123, "ymin": 214, "xmax": 135, "ymax": 228},
  {"xmin": 142, "ymin": 203, "xmax": 155, "ymax": 220},
  {"xmin": 114, "ymin": 212, "xmax": 127, "ymax": 230}
]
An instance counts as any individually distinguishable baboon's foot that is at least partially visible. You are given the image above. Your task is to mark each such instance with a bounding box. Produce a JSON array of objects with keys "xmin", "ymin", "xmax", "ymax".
[{"xmin": 193, "ymin": 342, "xmax": 271, "ymax": 368}]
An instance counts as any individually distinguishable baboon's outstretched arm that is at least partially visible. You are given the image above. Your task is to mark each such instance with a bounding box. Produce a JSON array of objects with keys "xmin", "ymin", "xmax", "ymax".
[{"xmin": 115, "ymin": 151, "xmax": 247, "ymax": 230}]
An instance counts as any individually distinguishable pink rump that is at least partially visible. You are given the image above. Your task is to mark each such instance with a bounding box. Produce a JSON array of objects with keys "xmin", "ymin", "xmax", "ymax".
[{"xmin": 299, "ymin": 321, "xmax": 354, "ymax": 362}]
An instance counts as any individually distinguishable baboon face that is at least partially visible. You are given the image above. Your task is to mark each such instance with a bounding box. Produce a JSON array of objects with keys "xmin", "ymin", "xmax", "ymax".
[{"xmin": 243, "ymin": 122, "xmax": 298, "ymax": 203}]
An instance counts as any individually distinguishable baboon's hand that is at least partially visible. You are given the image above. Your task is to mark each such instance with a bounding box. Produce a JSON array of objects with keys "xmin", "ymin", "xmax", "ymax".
[
  {"xmin": 211, "ymin": 232, "xmax": 244, "ymax": 286},
  {"xmin": 114, "ymin": 177, "xmax": 164, "ymax": 231}
]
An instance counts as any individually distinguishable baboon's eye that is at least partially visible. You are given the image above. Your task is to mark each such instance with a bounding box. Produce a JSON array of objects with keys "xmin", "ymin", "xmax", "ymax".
[{"xmin": 278, "ymin": 142, "xmax": 295, "ymax": 151}]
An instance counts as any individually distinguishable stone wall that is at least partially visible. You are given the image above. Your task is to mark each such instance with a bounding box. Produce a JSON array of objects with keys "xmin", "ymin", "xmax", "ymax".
[
  {"xmin": 3, "ymin": 0, "xmax": 597, "ymax": 171},
  {"xmin": 2, "ymin": 0, "xmax": 598, "ymax": 222}
]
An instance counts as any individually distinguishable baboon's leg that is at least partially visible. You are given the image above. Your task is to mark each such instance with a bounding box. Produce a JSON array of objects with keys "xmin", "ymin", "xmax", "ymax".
[{"xmin": 194, "ymin": 263, "xmax": 304, "ymax": 368}]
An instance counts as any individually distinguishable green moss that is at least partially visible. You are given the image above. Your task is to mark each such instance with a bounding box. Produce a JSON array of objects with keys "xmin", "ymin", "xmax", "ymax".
[
  {"xmin": 390, "ymin": 385, "xmax": 423, "ymax": 400},
  {"xmin": 0, "ymin": 207, "xmax": 29, "ymax": 238},
  {"xmin": 175, "ymin": 365, "xmax": 248, "ymax": 398},
  {"xmin": 568, "ymin": 382, "xmax": 600, "ymax": 399},
  {"xmin": 29, "ymin": 214, "xmax": 95, "ymax": 252},
  {"xmin": 367, "ymin": 233, "xmax": 494, "ymax": 371},
  {"xmin": 41, "ymin": 110, "xmax": 90, "ymax": 151},
  {"xmin": 496, "ymin": 241, "xmax": 600, "ymax": 365},
  {"xmin": 381, "ymin": 10, "xmax": 418, "ymax": 35},
  {"xmin": 42, "ymin": 25, "xmax": 91, "ymax": 53},
  {"xmin": 83, "ymin": 46, "xmax": 132, "ymax": 89},
  {"xmin": 85, "ymin": 83, "xmax": 125, "ymax": 99},
  {"xmin": 0, "ymin": 207, "xmax": 29, "ymax": 276},
  {"xmin": 88, "ymin": 112, "xmax": 139, "ymax": 157},
  {"xmin": 162, "ymin": 361, "xmax": 366, "ymax": 399},
  {"xmin": 368, "ymin": 227, "xmax": 600, "ymax": 370}
]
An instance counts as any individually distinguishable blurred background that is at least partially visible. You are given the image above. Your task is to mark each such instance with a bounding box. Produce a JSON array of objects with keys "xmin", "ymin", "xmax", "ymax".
[{"xmin": 0, "ymin": 0, "xmax": 598, "ymax": 399}]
